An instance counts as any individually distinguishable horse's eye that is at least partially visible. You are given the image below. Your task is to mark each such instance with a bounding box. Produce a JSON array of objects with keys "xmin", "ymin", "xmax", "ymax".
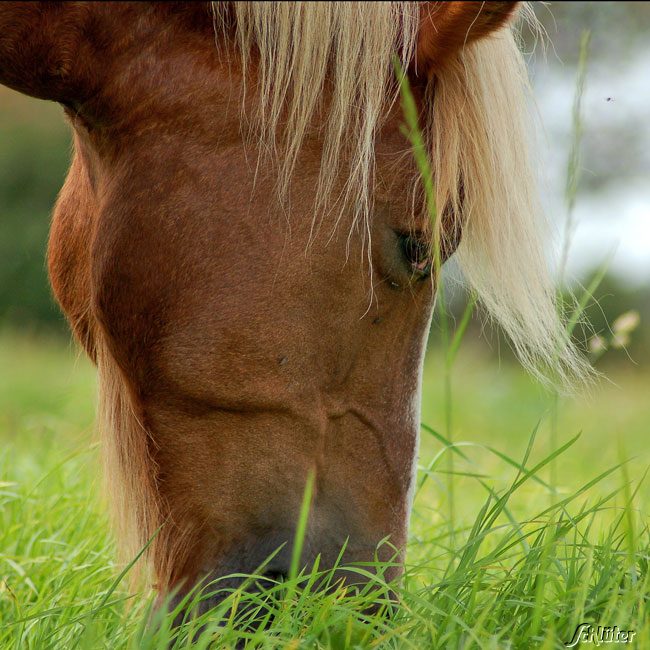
[{"xmin": 397, "ymin": 232, "xmax": 432, "ymax": 280}]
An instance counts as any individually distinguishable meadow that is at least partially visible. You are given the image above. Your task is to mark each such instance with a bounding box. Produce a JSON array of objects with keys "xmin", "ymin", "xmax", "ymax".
[{"xmin": 0, "ymin": 328, "xmax": 648, "ymax": 648}]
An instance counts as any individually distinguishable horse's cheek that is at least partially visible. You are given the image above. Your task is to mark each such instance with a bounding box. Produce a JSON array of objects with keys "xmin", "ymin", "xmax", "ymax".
[{"xmin": 47, "ymin": 155, "xmax": 97, "ymax": 359}]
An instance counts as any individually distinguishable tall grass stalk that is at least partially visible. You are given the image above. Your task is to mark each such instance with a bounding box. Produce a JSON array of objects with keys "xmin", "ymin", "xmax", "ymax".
[{"xmin": 393, "ymin": 56, "xmax": 477, "ymax": 553}]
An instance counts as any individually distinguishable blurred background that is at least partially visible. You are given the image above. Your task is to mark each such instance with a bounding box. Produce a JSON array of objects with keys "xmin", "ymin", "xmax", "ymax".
[{"xmin": 0, "ymin": 3, "xmax": 648, "ymax": 500}]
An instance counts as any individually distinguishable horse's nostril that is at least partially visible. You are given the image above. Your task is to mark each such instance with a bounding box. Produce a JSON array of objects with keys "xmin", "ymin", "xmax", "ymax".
[{"xmin": 259, "ymin": 569, "xmax": 288, "ymax": 585}]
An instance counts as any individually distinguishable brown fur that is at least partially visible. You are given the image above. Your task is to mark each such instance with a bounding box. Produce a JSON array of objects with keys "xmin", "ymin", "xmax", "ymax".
[{"xmin": 1, "ymin": 1, "xmax": 520, "ymax": 598}]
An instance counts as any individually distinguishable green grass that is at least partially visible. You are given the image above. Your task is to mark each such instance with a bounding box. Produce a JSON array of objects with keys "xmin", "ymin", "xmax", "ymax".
[{"xmin": 0, "ymin": 330, "xmax": 648, "ymax": 648}]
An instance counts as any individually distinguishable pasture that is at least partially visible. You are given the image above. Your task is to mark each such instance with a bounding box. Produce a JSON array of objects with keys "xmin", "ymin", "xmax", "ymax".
[{"xmin": 1, "ymin": 329, "xmax": 648, "ymax": 648}]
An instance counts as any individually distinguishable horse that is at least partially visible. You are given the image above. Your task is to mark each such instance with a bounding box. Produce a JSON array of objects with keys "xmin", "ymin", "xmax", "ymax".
[{"xmin": 0, "ymin": 1, "xmax": 586, "ymax": 614}]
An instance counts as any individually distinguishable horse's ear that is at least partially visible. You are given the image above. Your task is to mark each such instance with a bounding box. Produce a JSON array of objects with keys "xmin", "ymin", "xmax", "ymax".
[{"xmin": 415, "ymin": 1, "xmax": 519, "ymax": 74}]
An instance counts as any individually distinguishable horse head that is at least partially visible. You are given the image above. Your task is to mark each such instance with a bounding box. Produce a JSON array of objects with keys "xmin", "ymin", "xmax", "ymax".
[{"xmin": 0, "ymin": 0, "xmax": 585, "ymax": 614}]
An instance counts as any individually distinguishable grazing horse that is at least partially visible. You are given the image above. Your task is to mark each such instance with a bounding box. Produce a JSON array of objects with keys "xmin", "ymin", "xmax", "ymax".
[{"xmin": 0, "ymin": 1, "xmax": 584, "ymax": 610}]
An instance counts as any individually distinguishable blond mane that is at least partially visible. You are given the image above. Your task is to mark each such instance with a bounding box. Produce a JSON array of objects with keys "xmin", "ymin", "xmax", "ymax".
[{"xmin": 211, "ymin": 1, "xmax": 588, "ymax": 384}]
